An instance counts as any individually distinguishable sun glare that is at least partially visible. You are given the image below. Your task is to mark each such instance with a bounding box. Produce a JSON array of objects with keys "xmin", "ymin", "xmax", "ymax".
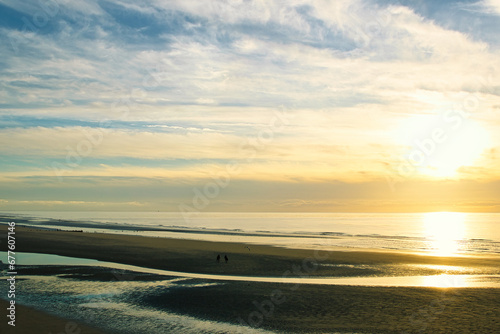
[
  {"xmin": 422, "ymin": 274, "xmax": 468, "ymax": 288},
  {"xmin": 423, "ymin": 212, "xmax": 467, "ymax": 256},
  {"xmin": 395, "ymin": 115, "xmax": 490, "ymax": 178},
  {"xmin": 422, "ymin": 120, "xmax": 490, "ymax": 177}
]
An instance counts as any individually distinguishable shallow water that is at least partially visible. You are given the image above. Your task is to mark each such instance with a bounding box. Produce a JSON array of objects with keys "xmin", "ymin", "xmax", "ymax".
[
  {"xmin": 1, "ymin": 251, "xmax": 392, "ymax": 334},
  {"xmin": 1, "ymin": 251, "xmax": 499, "ymax": 334},
  {"xmin": 2, "ymin": 252, "xmax": 500, "ymax": 288},
  {"xmin": 1, "ymin": 274, "xmax": 278, "ymax": 334}
]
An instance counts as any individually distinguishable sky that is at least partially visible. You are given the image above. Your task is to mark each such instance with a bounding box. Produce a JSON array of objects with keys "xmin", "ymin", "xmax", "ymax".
[{"xmin": 0, "ymin": 0, "xmax": 500, "ymax": 213}]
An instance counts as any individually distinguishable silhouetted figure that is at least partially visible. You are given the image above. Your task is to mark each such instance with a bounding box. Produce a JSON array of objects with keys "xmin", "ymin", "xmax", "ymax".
[
  {"xmin": 216, "ymin": 254, "xmax": 221, "ymax": 263},
  {"xmin": 224, "ymin": 255, "xmax": 228, "ymax": 263}
]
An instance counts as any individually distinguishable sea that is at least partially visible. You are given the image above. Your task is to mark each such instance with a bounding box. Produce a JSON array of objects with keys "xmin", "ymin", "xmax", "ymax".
[{"xmin": 1, "ymin": 211, "xmax": 500, "ymax": 255}]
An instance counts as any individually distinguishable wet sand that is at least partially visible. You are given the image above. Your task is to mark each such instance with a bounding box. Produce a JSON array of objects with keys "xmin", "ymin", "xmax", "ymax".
[
  {"xmin": 3, "ymin": 266, "xmax": 500, "ymax": 334},
  {"xmin": 160, "ymin": 280, "xmax": 500, "ymax": 333},
  {"xmin": 0, "ymin": 299, "xmax": 106, "ymax": 334},
  {"xmin": 1, "ymin": 224, "xmax": 500, "ymax": 333}
]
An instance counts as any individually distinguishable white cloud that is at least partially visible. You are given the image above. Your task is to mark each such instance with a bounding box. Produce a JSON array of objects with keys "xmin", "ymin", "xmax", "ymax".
[
  {"xmin": 3, "ymin": 0, "xmax": 499, "ymax": 116},
  {"xmin": 480, "ymin": 0, "xmax": 500, "ymax": 14}
]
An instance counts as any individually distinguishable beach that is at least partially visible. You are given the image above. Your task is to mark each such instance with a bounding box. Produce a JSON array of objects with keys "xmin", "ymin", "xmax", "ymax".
[
  {"xmin": 3, "ymin": 225, "xmax": 500, "ymax": 277},
  {"xmin": 1, "ymin": 224, "xmax": 500, "ymax": 333}
]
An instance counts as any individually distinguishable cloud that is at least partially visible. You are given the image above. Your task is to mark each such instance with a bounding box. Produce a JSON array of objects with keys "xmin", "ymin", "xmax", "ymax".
[
  {"xmin": 2, "ymin": 0, "xmax": 498, "ymax": 114},
  {"xmin": 477, "ymin": 0, "xmax": 500, "ymax": 14},
  {"xmin": 0, "ymin": 198, "xmax": 148, "ymax": 211},
  {"xmin": 0, "ymin": 0, "xmax": 499, "ymax": 211}
]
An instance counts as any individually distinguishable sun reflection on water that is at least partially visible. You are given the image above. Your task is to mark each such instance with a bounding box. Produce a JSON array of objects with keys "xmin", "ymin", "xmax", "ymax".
[
  {"xmin": 422, "ymin": 274, "xmax": 468, "ymax": 288},
  {"xmin": 423, "ymin": 212, "xmax": 467, "ymax": 256}
]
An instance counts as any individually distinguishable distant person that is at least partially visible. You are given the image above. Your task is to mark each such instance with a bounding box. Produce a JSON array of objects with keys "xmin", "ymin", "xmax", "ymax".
[
  {"xmin": 224, "ymin": 255, "xmax": 228, "ymax": 263},
  {"xmin": 216, "ymin": 254, "xmax": 221, "ymax": 263}
]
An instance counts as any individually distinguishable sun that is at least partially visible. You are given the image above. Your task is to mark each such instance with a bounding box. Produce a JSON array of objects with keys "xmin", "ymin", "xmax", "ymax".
[
  {"xmin": 422, "ymin": 120, "xmax": 490, "ymax": 177},
  {"xmin": 394, "ymin": 114, "xmax": 490, "ymax": 178}
]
